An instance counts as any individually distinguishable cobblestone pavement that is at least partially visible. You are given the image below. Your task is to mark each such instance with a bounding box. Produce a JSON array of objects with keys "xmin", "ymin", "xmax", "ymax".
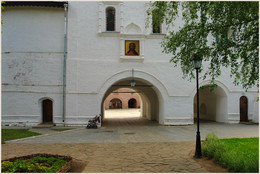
[
  {"xmin": 2, "ymin": 116, "xmax": 258, "ymax": 173},
  {"xmin": 2, "ymin": 142, "xmax": 223, "ymax": 173}
]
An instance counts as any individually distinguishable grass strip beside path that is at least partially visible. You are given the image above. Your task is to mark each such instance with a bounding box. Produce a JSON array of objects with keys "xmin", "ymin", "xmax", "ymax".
[
  {"xmin": 2, "ymin": 129, "xmax": 41, "ymax": 143},
  {"xmin": 50, "ymin": 128, "xmax": 73, "ymax": 132},
  {"xmin": 202, "ymin": 133, "xmax": 259, "ymax": 172}
]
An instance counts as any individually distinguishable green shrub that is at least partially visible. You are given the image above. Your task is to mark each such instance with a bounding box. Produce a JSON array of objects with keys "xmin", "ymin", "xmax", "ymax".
[
  {"xmin": 202, "ymin": 133, "xmax": 259, "ymax": 172},
  {"xmin": 201, "ymin": 133, "xmax": 225, "ymax": 159}
]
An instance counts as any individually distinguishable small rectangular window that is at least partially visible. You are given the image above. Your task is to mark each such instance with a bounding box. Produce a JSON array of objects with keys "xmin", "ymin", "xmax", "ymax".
[
  {"xmin": 215, "ymin": 32, "xmax": 228, "ymax": 46},
  {"xmin": 153, "ymin": 23, "xmax": 161, "ymax": 33},
  {"xmin": 152, "ymin": 9, "xmax": 162, "ymax": 33},
  {"xmin": 106, "ymin": 7, "xmax": 115, "ymax": 31}
]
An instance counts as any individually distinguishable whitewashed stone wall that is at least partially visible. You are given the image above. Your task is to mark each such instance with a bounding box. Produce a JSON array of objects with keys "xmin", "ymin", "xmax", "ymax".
[
  {"xmin": 2, "ymin": 6, "xmax": 64, "ymax": 126},
  {"xmin": 1, "ymin": 2, "xmax": 258, "ymax": 126}
]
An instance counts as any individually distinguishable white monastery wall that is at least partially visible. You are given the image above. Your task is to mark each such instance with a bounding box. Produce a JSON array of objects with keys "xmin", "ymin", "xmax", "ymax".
[
  {"xmin": 2, "ymin": 7, "xmax": 64, "ymax": 52},
  {"xmin": 2, "ymin": 6, "xmax": 64, "ymax": 126},
  {"xmin": 1, "ymin": 1, "xmax": 258, "ymax": 126}
]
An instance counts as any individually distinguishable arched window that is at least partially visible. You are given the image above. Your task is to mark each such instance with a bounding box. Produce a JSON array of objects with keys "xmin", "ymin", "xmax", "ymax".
[
  {"xmin": 106, "ymin": 7, "xmax": 115, "ymax": 31},
  {"xmin": 128, "ymin": 98, "xmax": 137, "ymax": 108},
  {"xmin": 109, "ymin": 98, "xmax": 122, "ymax": 109}
]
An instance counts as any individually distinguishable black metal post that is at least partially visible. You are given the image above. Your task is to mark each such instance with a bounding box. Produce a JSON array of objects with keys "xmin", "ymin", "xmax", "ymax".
[{"xmin": 195, "ymin": 68, "xmax": 202, "ymax": 158}]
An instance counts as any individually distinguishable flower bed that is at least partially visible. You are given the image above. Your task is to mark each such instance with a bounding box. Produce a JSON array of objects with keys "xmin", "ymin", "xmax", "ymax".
[{"xmin": 1, "ymin": 153, "xmax": 72, "ymax": 173}]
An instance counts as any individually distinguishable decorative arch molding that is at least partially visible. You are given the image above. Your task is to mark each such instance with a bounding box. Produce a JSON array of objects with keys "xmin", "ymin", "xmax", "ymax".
[
  {"xmin": 124, "ymin": 22, "xmax": 142, "ymax": 35},
  {"xmin": 38, "ymin": 97, "xmax": 54, "ymax": 103},
  {"xmin": 190, "ymin": 80, "xmax": 230, "ymax": 99},
  {"xmin": 98, "ymin": 69, "xmax": 170, "ymax": 101}
]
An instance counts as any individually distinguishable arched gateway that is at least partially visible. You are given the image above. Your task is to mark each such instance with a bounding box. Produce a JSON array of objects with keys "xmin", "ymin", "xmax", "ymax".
[
  {"xmin": 192, "ymin": 80, "xmax": 228, "ymax": 123},
  {"xmin": 98, "ymin": 69, "xmax": 168, "ymax": 125}
]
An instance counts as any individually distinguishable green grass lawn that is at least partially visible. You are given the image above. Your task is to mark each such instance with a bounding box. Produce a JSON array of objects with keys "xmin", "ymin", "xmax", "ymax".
[
  {"xmin": 2, "ymin": 129, "xmax": 41, "ymax": 143},
  {"xmin": 50, "ymin": 128, "xmax": 73, "ymax": 132},
  {"xmin": 202, "ymin": 133, "xmax": 259, "ymax": 172}
]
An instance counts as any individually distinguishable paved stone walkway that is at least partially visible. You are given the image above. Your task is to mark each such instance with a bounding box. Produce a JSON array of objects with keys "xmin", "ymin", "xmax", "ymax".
[
  {"xmin": 4, "ymin": 118, "xmax": 258, "ymax": 143},
  {"xmin": 82, "ymin": 142, "xmax": 208, "ymax": 173},
  {"xmin": 2, "ymin": 142, "xmax": 224, "ymax": 173},
  {"xmin": 2, "ymin": 117, "xmax": 258, "ymax": 173}
]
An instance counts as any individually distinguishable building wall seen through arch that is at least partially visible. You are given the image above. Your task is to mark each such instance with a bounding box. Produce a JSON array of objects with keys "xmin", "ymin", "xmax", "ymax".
[{"xmin": 104, "ymin": 88, "xmax": 141, "ymax": 109}]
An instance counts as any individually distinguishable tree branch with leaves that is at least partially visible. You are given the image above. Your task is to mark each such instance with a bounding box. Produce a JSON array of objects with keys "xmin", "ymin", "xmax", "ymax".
[
  {"xmin": 1, "ymin": 1, "xmax": 4, "ymax": 28},
  {"xmin": 147, "ymin": 1, "xmax": 259, "ymax": 90}
]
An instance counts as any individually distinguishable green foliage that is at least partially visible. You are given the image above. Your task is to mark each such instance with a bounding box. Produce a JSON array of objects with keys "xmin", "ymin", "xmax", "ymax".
[
  {"xmin": 147, "ymin": 1, "xmax": 259, "ymax": 89},
  {"xmin": 202, "ymin": 133, "xmax": 259, "ymax": 172},
  {"xmin": 1, "ymin": 129, "xmax": 41, "ymax": 143},
  {"xmin": 1, "ymin": 156, "xmax": 69, "ymax": 173},
  {"xmin": 1, "ymin": 1, "xmax": 4, "ymax": 27},
  {"xmin": 1, "ymin": 1, "xmax": 4, "ymax": 10},
  {"xmin": 201, "ymin": 133, "xmax": 225, "ymax": 159}
]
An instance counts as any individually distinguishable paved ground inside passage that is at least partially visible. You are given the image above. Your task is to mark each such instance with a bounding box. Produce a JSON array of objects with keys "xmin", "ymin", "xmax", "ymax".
[{"xmin": 2, "ymin": 110, "xmax": 259, "ymax": 173}]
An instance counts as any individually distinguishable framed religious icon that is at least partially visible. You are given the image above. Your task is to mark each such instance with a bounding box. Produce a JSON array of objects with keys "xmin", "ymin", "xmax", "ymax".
[{"xmin": 125, "ymin": 40, "xmax": 139, "ymax": 56}]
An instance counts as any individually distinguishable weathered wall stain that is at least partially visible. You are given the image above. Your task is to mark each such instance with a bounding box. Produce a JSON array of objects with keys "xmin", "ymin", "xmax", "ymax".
[{"xmin": 8, "ymin": 59, "xmax": 34, "ymax": 85}]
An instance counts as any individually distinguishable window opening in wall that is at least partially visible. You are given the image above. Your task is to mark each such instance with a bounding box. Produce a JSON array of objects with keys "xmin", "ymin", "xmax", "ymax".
[
  {"xmin": 152, "ymin": 9, "xmax": 162, "ymax": 33},
  {"xmin": 215, "ymin": 30, "xmax": 228, "ymax": 46},
  {"xmin": 153, "ymin": 23, "xmax": 161, "ymax": 33},
  {"xmin": 106, "ymin": 7, "xmax": 115, "ymax": 31}
]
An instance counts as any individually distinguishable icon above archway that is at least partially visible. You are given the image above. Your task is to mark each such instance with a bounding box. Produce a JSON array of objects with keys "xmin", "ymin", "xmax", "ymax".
[{"xmin": 125, "ymin": 40, "xmax": 139, "ymax": 56}]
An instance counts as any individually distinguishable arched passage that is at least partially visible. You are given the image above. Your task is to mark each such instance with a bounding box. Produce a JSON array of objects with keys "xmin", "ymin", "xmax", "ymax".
[
  {"xmin": 193, "ymin": 85, "xmax": 228, "ymax": 122},
  {"xmin": 99, "ymin": 70, "xmax": 167, "ymax": 126},
  {"xmin": 102, "ymin": 78, "xmax": 159, "ymax": 123}
]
